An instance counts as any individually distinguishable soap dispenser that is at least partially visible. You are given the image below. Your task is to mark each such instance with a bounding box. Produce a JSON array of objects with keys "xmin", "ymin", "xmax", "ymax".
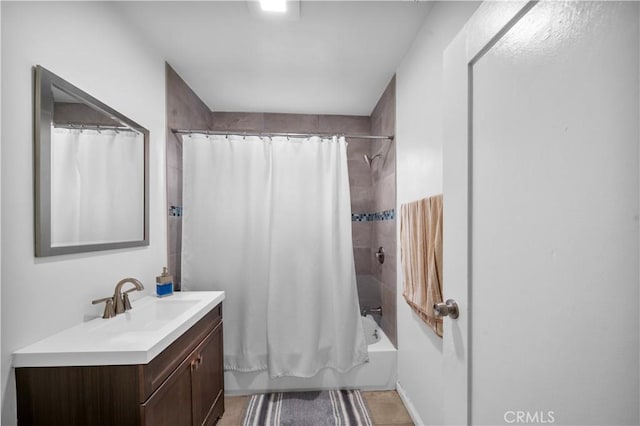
[{"xmin": 156, "ymin": 267, "xmax": 174, "ymax": 297}]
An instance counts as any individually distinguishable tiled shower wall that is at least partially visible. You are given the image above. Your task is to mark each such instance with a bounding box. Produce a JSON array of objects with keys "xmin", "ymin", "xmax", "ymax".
[
  {"xmin": 165, "ymin": 65, "xmax": 396, "ymax": 346},
  {"xmin": 166, "ymin": 64, "xmax": 211, "ymax": 289},
  {"xmin": 369, "ymin": 77, "xmax": 397, "ymax": 347}
]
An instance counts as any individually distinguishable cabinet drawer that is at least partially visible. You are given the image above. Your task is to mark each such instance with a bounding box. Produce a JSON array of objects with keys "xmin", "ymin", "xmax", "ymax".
[{"xmin": 140, "ymin": 304, "xmax": 222, "ymax": 402}]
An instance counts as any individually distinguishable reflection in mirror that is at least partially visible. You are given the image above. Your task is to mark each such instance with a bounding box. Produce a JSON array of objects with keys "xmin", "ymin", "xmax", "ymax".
[{"xmin": 35, "ymin": 65, "xmax": 149, "ymax": 256}]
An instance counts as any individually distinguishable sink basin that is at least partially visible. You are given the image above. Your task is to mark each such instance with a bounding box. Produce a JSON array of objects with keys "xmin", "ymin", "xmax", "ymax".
[
  {"xmin": 94, "ymin": 299, "xmax": 200, "ymax": 333},
  {"xmin": 13, "ymin": 291, "xmax": 225, "ymax": 367}
]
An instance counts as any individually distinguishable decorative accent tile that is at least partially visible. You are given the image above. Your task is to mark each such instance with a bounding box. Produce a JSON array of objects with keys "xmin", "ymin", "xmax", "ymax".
[
  {"xmin": 351, "ymin": 209, "xmax": 394, "ymax": 222},
  {"xmin": 168, "ymin": 205, "xmax": 183, "ymax": 217}
]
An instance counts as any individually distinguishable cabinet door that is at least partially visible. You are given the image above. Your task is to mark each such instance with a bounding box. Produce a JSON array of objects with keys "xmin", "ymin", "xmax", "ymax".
[
  {"xmin": 192, "ymin": 323, "xmax": 224, "ymax": 426},
  {"xmin": 142, "ymin": 355, "xmax": 194, "ymax": 426}
]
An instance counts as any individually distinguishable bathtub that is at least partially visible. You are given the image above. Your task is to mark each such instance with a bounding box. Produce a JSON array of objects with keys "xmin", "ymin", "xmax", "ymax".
[{"xmin": 224, "ymin": 315, "xmax": 397, "ymax": 395}]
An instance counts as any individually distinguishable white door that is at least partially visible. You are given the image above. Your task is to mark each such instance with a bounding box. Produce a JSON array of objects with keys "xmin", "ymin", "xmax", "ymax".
[{"xmin": 443, "ymin": 2, "xmax": 639, "ymax": 425}]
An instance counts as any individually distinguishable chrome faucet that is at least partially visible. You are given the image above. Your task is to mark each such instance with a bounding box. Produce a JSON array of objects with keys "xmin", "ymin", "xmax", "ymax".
[
  {"xmin": 113, "ymin": 278, "xmax": 144, "ymax": 314},
  {"xmin": 361, "ymin": 306, "xmax": 383, "ymax": 317}
]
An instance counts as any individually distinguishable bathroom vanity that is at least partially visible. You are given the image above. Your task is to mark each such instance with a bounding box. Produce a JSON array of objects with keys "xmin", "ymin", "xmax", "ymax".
[{"xmin": 13, "ymin": 291, "xmax": 225, "ymax": 426}]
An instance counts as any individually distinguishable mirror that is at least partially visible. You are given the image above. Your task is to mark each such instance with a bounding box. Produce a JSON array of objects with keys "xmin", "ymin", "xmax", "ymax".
[{"xmin": 34, "ymin": 65, "xmax": 149, "ymax": 257}]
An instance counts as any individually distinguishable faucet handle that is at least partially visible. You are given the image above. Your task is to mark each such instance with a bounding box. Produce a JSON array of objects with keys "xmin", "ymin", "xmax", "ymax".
[
  {"xmin": 122, "ymin": 293, "xmax": 132, "ymax": 311},
  {"xmin": 92, "ymin": 296, "xmax": 112, "ymax": 304},
  {"xmin": 103, "ymin": 299, "xmax": 116, "ymax": 318},
  {"xmin": 92, "ymin": 297, "xmax": 116, "ymax": 319},
  {"xmin": 122, "ymin": 286, "xmax": 141, "ymax": 311}
]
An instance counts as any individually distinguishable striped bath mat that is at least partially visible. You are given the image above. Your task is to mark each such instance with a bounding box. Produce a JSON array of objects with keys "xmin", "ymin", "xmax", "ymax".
[{"xmin": 242, "ymin": 389, "xmax": 373, "ymax": 426}]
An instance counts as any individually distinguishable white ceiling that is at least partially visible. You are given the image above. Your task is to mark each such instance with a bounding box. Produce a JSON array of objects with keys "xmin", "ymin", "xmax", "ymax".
[{"xmin": 115, "ymin": 1, "xmax": 432, "ymax": 116}]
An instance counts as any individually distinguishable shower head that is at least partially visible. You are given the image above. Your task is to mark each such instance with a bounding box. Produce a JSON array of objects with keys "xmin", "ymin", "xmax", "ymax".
[{"xmin": 363, "ymin": 153, "xmax": 383, "ymax": 167}]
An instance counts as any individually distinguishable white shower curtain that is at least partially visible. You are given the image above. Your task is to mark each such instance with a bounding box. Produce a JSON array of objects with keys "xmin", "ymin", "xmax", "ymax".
[{"xmin": 182, "ymin": 134, "xmax": 368, "ymax": 378}]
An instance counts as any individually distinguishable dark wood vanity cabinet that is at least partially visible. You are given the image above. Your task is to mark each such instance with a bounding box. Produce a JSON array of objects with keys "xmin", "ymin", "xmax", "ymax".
[
  {"xmin": 16, "ymin": 304, "xmax": 224, "ymax": 426},
  {"xmin": 142, "ymin": 320, "xmax": 224, "ymax": 426}
]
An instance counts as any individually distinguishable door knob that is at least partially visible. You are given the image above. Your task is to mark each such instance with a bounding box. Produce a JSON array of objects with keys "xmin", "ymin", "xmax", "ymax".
[{"xmin": 433, "ymin": 299, "xmax": 459, "ymax": 319}]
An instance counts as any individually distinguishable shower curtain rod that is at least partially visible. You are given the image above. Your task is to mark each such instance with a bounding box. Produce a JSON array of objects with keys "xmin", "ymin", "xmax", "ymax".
[
  {"xmin": 171, "ymin": 128, "xmax": 394, "ymax": 141},
  {"xmin": 53, "ymin": 123, "xmax": 138, "ymax": 132}
]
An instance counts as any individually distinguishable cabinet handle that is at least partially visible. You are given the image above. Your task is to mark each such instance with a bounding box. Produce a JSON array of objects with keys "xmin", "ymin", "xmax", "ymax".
[
  {"xmin": 198, "ymin": 354, "xmax": 203, "ymax": 365},
  {"xmin": 190, "ymin": 359, "xmax": 197, "ymax": 371}
]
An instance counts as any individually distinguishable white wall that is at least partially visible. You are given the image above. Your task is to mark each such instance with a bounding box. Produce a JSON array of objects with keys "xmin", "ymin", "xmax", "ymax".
[
  {"xmin": 395, "ymin": 2, "xmax": 479, "ymax": 424},
  {"xmin": 1, "ymin": 2, "xmax": 166, "ymax": 424}
]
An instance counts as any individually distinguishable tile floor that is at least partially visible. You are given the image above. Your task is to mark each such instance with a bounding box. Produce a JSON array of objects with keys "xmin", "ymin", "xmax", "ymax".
[{"xmin": 218, "ymin": 390, "xmax": 414, "ymax": 426}]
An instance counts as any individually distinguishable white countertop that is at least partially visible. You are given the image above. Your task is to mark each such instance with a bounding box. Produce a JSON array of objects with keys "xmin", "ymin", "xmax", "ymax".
[{"xmin": 13, "ymin": 291, "xmax": 225, "ymax": 368}]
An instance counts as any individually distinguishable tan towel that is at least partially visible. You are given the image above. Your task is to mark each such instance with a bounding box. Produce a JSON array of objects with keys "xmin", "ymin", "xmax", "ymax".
[{"xmin": 400, "ymin": 194, "xmax": 443, "ymax": 337}]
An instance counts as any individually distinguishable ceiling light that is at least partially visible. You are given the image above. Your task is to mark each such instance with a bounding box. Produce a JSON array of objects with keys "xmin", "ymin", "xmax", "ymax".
[
  {"xmin": 247, "ymin": 0, "xmax": 299, "ymax": 21},
  {"xmin": 260, "ymin": 0, "xmax": 286, "ymax": 13}
]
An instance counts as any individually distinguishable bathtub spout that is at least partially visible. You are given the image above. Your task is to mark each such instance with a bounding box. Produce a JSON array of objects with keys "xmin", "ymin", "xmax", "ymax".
[{"xmin": 361, "ymin": 306, "xmax": 383, "ymax": 317}]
